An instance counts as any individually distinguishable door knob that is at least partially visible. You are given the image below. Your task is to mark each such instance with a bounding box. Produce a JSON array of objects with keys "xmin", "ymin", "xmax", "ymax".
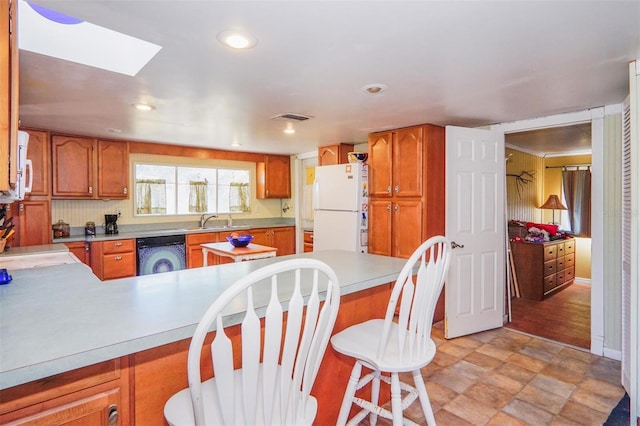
[{"xmin": 451, "ymin": 241, "xmax": 465, "ymax": 249}]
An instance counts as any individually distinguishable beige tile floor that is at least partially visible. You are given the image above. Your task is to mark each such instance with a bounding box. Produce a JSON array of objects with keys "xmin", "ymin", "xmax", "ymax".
[{"xmin": 355, "ymin": 323, "xmax": 624, "ymax": 425}]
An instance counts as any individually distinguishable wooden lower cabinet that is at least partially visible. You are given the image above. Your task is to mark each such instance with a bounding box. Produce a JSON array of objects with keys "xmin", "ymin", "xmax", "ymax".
[
  {"xmin": 186, "ymin": 232, "xmax": 220, "ymax": 268},
  {"xmin": 131, "ymin": 284, "xmax": 390, "ymax": 425},
  {"xmin": 0, "ymin": 357, "xmax": 130, "ymax": 426},
  {"xmin": 65, "ymin": 241, "xmax": 91, "ymax": 266},
  {"xmin": 91, "ymin": 239, "xmax": 136, "ymax": 280},
  {"xmin": 368, "ymin": 200, "xmax": 422, "ymax": 259},
  {"xmin": 251, "ymin": 226, "xmax": 295, "ymax": 256},
  {"xmin": 303, "ymin": 230, "xmax": 313, "ymax": 252}
]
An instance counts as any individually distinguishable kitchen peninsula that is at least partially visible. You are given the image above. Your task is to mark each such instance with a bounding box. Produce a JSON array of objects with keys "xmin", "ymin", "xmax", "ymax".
[{"xmin": 0, "ymin": 248, "xmax": 409, "ymax": 425}]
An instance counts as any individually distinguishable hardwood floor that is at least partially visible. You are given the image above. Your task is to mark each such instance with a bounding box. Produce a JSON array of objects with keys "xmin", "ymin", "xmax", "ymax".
[{"xmin": 506, "ymin": 282, "xmax": 591, "ymax": 349}]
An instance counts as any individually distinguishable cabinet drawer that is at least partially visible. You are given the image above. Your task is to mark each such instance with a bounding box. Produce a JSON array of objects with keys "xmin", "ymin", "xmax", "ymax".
[
  {"xmin": 564, "ymin": 239, "xmax": 575, "ymax": 254},
  {"xmin": 563, "ymin": 267, "xmax": 575, "ymax": 282},
  {"xmin": 543, "ymin": 273, "xmax": 557, "ymax": 292},
  {"xmin": 543, "ymin": 244, "xmax": 557, "ymax": 261},
  {"xmin": 303, "ymin": 242, "xmax": 314, "ymax": 253},
  {"xmin": 557, "ymin": 242, "xmax": 566, "ymax": 257},
  {"xmin": 303, "ymin": 231, "xmax": 314, "ymax": 244},
  {"xmin": 102, "ymin": 239, "xmax": 135, "ymax": 254},
  {"xmin": 564, "ymin": 253, "xmax": 575, "ymax": 268},
  {"xmin": 556, "ymin": 256, "xmax": 566, "ymax": 271},
  {"xmin": 103, "ymin": 252, "xmax": 136, "ymax": 279},
  {"xmin": 543, "ymin": 259, "xmax": 557, "ymax": 277}
]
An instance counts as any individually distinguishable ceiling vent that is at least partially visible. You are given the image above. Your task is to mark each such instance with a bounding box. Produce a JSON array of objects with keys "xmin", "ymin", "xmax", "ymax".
[{"xmin": 271, "ymin": 113, "xmax": 313, "ymax": 122}]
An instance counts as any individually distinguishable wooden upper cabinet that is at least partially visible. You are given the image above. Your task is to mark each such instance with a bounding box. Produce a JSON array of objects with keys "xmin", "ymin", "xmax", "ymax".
[
  {"xmin": 368, "ymin": 131, "xmax": 393, "ymax": 197},
  {"xmin": 98, "ymin": 140, "xmax": 129, "ymax": 199},
  {"xmin": 318, "ymin": 143, "xmax": 354, "ymax": 166},
  {"xmin": 52, "ymin": 135, "xmax": 95, "ymax": 198},
  {"xmin": 52, "ymin": 135, "xmax": 129, "ymax": 199},
  {"xmin": 393, "ymin": 126, "xmax": 423, "ymax": 198},
  {"xmin": 22, "ymin": 128, "xmax": 50, "ymax": 197},
  {"xmin": 256, "ymin": 154, "xmax": 291, "ymax": 199}
]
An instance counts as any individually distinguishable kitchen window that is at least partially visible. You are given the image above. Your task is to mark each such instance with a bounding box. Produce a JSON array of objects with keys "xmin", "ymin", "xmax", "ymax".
[{"xmin": 134, "ymin": 163, "xmax": 251, "ymax": 216}]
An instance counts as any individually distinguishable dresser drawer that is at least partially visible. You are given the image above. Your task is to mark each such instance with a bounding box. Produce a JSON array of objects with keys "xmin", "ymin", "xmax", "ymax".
[
  {"xmin": 564, "ymin": 239, "xmax": 575, "ymax": 254},
  {"xmin": 556, "ymin": 256, "xmax": 566, "ymax": 271},
  {"xmin": 543, "ymin": 244, "xmax": 557, "ymax": 261},
  {"xmin": 563, "ymin": 267, "xmax": 575, "ymax": 282},
  {"xmin": 543, "ymin": 273, "xmax": 557, "ymax": 292},
  {"xmin": 102, "ymin": 239, "xmax": 135, "ymax": 254},
  {"xmin": 564, "ymin": 253, "xmax": 575, "ymax": 268},
  {"xmin": 557, "ymin": 242, "xmax": 566, "ymax": 257},
  {"xmin": 543, "ymin": 259, "xmax": 557, "ymax": 277}
]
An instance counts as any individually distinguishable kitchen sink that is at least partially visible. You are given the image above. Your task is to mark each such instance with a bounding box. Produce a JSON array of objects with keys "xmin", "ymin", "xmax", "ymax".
[{"xmin": 177, "ymin": 225, "xmax": 251, "ymax": 232}]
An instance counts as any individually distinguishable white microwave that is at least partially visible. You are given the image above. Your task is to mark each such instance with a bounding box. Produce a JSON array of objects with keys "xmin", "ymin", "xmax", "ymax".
[{"xmin": 0, "ymin": 130, "xmax": 32, "ymax": 203}]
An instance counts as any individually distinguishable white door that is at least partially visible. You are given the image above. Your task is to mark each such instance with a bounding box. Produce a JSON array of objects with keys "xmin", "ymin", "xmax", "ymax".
[{"xmin": 445, "ymin": 126, "xmax": 505, "ymax": 338}]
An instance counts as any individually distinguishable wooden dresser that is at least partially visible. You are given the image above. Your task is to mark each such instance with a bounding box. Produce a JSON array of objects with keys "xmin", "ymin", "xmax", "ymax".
[{"xmin": 510, "ymin": 238, "xmax": 575, "ymax": 300}]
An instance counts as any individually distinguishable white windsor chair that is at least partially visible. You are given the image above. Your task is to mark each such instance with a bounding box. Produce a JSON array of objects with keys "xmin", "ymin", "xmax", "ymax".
[
  {"xmin": 330, "ymin": 236, "xmax": 451, "ymax": 426},
  {"xmin": 164, "ymin": 258, "xmax": 341, "ymax": 426}
]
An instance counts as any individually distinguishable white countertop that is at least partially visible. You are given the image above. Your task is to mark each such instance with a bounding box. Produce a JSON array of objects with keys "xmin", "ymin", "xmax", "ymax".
[{"xmin": 0, "ymin": 250, "xmax": 408, "ymax": 390}]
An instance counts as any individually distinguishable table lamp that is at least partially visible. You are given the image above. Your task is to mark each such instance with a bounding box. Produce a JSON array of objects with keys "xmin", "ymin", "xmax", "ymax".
[{"xmin": 539, "ymin": 194, "xmax": 567, "ymax": 224}]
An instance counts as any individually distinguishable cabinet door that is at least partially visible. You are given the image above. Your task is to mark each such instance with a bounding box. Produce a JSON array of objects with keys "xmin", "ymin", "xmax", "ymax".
[
  {"xmin": 1, "ymin": 0, "xmax": 19, "ymax": 193},
  {"xmin": 318, "ymin": 145, "xmax": 340, "ymax": 166},
  {"xmin": 257, "ymin": 155, "xmax": 291, "ymax": 199},
  {"xmin": 98, "ymin": 140, "xmax": 129, "ymax": 199},
  {"xmin": 368, "ymin": 132, "xmax": 392, "ymax": 197},
  {"xmin": 11, "ymin": 199, "xmax": 51, "ymax": 246},
  {"xmin": 22, "ymin": 129, "xmax": 50, "ymax": 197},
  {"xmin": 65, "ymin": 242, "xmax": 91, "ymax": 266},
  {"xmin": 393, "ymin": 126, "xmax": 423, "ymax": 198},
  {"xmin": 249, "ymin": 228, "xmax": 271, "ymax": 247},
  {"xmin": 392, "ymin": 200, "xmax": 423, "ymax": 259},
  {"xmin": 186, "ymin": 232, "xmax": 219, "ymax": 268},
  {"xmin": 368, "ymin": 200, "xmax": 392, "ymax": 256},
  {"xmin": 1, "ymin": 387, "xmax": 121, "ymax": 425},
  {"xmin": 272, "ymin": 227, "xmax": 295, "ymax": 256},
  {"xmin": 52, "ymin": 135, "xmax": 95, "ymax": 198}
]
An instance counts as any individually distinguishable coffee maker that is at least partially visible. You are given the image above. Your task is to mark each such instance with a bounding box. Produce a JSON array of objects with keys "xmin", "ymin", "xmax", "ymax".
[{"xmin": 104, "ymin": 214, "xmax": 119, "ymax": 235}]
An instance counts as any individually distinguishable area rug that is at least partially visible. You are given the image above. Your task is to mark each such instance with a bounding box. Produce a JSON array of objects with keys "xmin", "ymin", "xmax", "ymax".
[{"xmin": 604, "ymin": 392, "xmax": 630, "ymax": 425}]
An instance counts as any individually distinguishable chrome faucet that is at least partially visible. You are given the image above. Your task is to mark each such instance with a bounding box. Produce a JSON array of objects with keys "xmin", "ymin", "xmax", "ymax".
[{"xmin": 199, "ymin": 214, "xmax": 218, "ymax": 228}]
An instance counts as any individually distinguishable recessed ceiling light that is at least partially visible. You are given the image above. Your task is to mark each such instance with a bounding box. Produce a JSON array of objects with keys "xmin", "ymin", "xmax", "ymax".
[
  {"xmin": 133, "ymin": 103, "xmax": 155, "ymax": 111},
  {"xmin": 362, "ymin": 83, "xmax": 387, "ymax": 94},
  {"xmin": 284, "ymin": 123, "xmax": 295, "ymax": 134},
  {"xmin": 107, "ymin": 128, "xmax": 122, "ymax": 133},
  {"xmin": 217, "ymin": 30, "xmax": 258, "ymax": 49}
]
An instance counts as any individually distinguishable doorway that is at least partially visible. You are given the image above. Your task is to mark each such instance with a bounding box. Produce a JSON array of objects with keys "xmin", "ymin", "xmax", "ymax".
[{"xmin": 501, "ymin": 122, "xmax": 593, "ymax": 350}]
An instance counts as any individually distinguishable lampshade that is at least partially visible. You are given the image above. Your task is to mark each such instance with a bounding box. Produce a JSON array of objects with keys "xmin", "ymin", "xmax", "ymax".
[{"xmin": 540, "ymin": 195, "xmax": 567, "ymax": 210}]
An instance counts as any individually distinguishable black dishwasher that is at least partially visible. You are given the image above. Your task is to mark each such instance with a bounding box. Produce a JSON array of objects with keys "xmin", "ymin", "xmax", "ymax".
[{"xmin": 136, "ymin": 234, "xmax": 186, "ymax": 276}]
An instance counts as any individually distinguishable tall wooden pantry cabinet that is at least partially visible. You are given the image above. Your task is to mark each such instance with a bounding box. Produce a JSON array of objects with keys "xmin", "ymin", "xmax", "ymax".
[
  {"xmin": 368, "ymin": 124, "xmax": 445, "ymax": 258},
  {"xmin": 367, "ymin": 124, "xmax": 446, "ymax": 319}
]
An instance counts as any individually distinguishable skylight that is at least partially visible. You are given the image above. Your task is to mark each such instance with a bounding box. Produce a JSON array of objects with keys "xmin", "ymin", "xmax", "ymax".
[{"xmin": 18, "ymin": 0, "xmax": 162, "ymax": 76}]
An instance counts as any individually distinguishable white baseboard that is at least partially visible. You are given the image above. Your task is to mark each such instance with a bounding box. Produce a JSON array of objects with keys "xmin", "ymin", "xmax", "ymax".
[
  {"xmin": 574, "ymin": 277, "xmax": 591, "ymax": 285},
  {"xmin": 591, "ymin": 334, "xmax": 604, "ymax": 356},
  {"xmin": 603, "ymin": 347, "xmax": 622, "ymax": 361}
]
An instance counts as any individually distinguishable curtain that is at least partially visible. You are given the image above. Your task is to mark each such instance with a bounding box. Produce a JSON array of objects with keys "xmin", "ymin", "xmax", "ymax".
[
  {"xmin": 189, "ymin": 181, "xmax": 208, "ymax": 213},
  {"xmin": 136, "ymin": 179, "xmax": 167, "ymax": 214},
  {"xmin": 562, "ymin": 168, "xmax": 591, "ymax": 237},
  {"xmin": 229, "ymin": 182, "xmax": 250, "ymax": 212}
]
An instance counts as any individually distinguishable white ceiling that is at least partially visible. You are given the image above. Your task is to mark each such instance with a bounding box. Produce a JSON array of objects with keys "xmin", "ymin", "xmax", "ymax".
[{"xmin": 18, "ymin": 1, "xmax": 640, "ymax": 156}]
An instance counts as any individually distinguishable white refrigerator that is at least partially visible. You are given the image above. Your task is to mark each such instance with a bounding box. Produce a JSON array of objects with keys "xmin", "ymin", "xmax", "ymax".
[{"xmin": 313, "ymin": 163, "xmax": 368, "ymax": 253}]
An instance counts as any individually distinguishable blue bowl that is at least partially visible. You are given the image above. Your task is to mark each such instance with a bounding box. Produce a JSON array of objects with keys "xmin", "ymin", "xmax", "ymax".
[{"xmin": 227, "ymin": 234, "xmax": 253, "ymax": 248}]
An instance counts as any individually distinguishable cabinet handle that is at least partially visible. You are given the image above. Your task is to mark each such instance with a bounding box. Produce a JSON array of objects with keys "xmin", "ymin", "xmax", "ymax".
[
  {"xmin": 387, "ymin": 186, "xmax": 392, "ymax": 194},
  {"xmin": 108, "ymin": 404, "xmax": 119, "ymax": 426},
  {"xmin": 123, "ymin": 187, "xmax": 128, "ymax": 195},
  {"xmin": 394, "ymin": 204, "xmax": 399, "ymax": 211},
  {"xmin": 114, "ymin": 242, "xmax": 123, "ymax": 247},
  {"xmin": 88, "ymin": 186, "xmax": 93, "ymax": 194},
  {"xmin": 84, "ymin": 244, "xmax": 89, "ymax": 252},
  {"xmin": 386, "ymin": 204, "xmax": 391, "ymax": 212},
  {"xmin": 394, "ymin": 185, "xmax": 399, "ymax": 193},
  {"xmin": 114, "ymin": 256, "xmax": 122, "ymax": 261}
]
